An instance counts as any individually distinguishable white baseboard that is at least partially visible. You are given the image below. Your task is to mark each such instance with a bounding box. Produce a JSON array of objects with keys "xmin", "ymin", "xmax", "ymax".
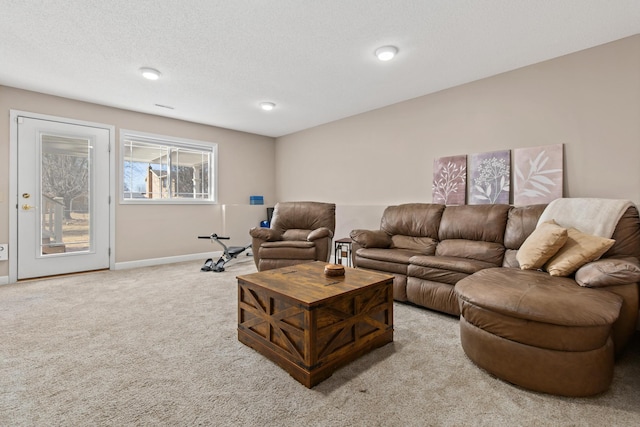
[
  {"xmin": 114, "ymin": 251, "xmax": 222, "ymax": 270},
  {"xmin": 0, "ymin": 251, "xmax": 252, "ymax": 283}
]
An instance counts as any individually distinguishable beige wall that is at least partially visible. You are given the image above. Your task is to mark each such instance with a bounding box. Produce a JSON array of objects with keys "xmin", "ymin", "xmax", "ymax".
[
  {"xmin": 276, "ymin": 35, "xmax": 640, "ymax": 238},
  {"xmin": 0, "ymin": 86, "xmax": 276, "ymax": 275},
  {"xmin": 2, "ymin": 35, "xmax": 639, "ymax": 277}
]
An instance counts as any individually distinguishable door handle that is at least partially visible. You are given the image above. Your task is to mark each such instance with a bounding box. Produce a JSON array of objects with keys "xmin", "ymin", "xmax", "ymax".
[{"xmin": 22, "ymin": 204, "xmax": 35, "ymax": 210}]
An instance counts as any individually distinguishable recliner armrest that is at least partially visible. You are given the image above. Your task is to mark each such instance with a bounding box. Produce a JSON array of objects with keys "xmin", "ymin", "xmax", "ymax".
[
  {"xmin": 307, "ymin": 227, "xmax": 333, "ymax": 241},
  {"xmin": 350, "ymin": 229, "xmax": 391, "ymax": 248},
  {"xmin": 249, "ymin": 227, "xmax": 282, "ymax": 241}
]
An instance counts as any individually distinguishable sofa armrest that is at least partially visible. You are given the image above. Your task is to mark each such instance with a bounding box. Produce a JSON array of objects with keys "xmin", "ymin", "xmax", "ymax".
[
  {"xmin": 575, "ymin": 257, "xmax": 640, "ymax": 288},
  {"xmin": 249, "ymin": 227, "xmax": 282, "ymax": 242},
  {"xmin": 307, "ymin": 227, "xmax": 334, "ymax": 241},
  {"xmin": 349, "ymin": 229, "xmax": 391, "ymax": 249}
]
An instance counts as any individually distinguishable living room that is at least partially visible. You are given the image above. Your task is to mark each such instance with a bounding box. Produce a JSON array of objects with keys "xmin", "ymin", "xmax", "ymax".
[{"xmin": 1, "ymin": 2, "xmax": 640, "ymax": 425}]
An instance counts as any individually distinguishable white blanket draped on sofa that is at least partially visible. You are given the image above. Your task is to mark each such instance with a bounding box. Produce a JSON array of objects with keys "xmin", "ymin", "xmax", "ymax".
[{"xmin": 537, "ymin": 198, "xmax": 633, "ymax": 238}]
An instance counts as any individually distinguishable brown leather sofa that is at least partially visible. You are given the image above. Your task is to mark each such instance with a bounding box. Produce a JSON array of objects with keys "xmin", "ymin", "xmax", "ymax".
[
  {"xmin": 250, "ymin": 201, "xmax": 336, "ymax": 271},
  {"xmin": 350, "ymin": 202, "xmax": 640, "ymax": 396}
]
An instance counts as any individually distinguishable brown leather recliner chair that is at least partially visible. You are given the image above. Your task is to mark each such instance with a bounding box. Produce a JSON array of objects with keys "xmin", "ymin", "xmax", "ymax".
[{"xmin": 249, "ymin": 201, "xmax": 336, "ymax": 271}]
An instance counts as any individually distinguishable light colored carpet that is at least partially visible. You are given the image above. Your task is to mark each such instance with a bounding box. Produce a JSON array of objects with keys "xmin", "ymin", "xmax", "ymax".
[{"xmin": 1, "ymin": 257, "xmax": 639, "ymax": 427}]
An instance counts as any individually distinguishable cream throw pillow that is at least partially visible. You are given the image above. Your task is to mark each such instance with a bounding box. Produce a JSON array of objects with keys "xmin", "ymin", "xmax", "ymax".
[
  {"xmin": 517, "ymin": 220, "xmax": 568, "ymax": 270},
  {"xmin": 544, "ymin": 228, "xmax": 615, "ymax": 277}
]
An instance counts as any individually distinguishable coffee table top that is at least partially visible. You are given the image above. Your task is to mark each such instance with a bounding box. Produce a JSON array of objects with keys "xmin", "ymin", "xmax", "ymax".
[{"xmin": 236, "ymin": 261, "xmax": 393, "ymax": 306}]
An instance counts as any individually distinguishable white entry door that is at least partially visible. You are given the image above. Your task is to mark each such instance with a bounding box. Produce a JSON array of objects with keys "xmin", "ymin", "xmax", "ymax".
[{"xmin": 16, "ymin": 115, "xmax": 111, "ymax": 279}]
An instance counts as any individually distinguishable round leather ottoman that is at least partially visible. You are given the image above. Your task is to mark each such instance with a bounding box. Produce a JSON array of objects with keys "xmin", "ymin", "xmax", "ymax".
[{"xmin": 455, "ymin": 267, "xmax": 623, "ymax": 397}]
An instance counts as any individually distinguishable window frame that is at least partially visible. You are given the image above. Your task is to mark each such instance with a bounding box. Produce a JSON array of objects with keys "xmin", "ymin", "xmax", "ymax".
[{"xmin": 119, "ymin": 129, "xmax": 218, "ymax": 204}]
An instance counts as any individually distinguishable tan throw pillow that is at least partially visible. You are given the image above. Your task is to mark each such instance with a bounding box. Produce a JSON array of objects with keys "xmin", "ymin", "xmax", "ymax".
[
  {"xmin": 544, "ymin": 228, "xmax": 615, "ymax": 277},
  {"xmin": 516, "ymin": 220, "xmax": 568, "ymax": 270}
]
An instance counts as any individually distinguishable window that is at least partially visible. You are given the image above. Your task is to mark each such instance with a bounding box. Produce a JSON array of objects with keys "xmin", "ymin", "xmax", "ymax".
[{"xmin": 120, "ymin": 130, "xmax": 217, "ymax": 203}]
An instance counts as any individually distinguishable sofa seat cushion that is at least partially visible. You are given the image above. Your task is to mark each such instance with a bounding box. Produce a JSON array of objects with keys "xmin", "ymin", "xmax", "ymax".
[
  {"xmin": 456, "ymin": 268, "xmax": 623, "ymax": 352},
  {"xmin": 259, "ymin": 241, "xmax": 316, "ymax": 260},
  {"xmin": 410, "ymin": 255, "xmax": 497, "ymax": 274},
  {"xmin": 407, "ymin": 265, "xmax": 468, "ymax": 286},
  {"xmin": 356, "ymin": 248, "xmax": 419, "ymax": 264},
  {"xmin": 408, "ymin": 256, "xmax": 496, "ymax": 285},
  {"xmin": 354, "ymin": 248, "xmax": 418, "ymax": 275}
]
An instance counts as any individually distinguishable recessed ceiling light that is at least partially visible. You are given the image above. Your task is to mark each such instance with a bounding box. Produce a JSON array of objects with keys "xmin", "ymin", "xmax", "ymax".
[
  {"xmin": 259, "ymin": 102, "xmax": 276, "ymax": 111},
  {"xmin": 375, "ymin": 46, "xmax": 398, "ymax": 61},
  {"xmin": 140, "ymin": 67, "xmax": 161, "ymax": 80}
]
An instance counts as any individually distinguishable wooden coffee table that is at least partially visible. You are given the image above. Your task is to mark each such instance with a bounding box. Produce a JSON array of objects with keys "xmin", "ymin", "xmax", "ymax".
[{"xmin": 237, "ymin": 261, "xmax": 394, "ymax": 388}]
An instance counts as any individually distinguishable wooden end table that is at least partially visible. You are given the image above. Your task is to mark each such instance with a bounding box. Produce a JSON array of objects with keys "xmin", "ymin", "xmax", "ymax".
[{"xmin": 237, "ymin": 261, "xmax": 394, "ymax": 388}]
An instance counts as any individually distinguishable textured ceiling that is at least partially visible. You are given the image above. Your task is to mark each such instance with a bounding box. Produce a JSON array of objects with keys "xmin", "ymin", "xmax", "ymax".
[{"xmin": 1, "ymin": 1, "xmax": 639, "ymax": 137}]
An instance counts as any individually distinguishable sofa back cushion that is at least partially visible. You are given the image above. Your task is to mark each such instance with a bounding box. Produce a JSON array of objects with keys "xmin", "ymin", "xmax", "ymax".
[
  {"xmin": 438, "ymin": 204, "xmax": 510, "ymax": 243},
  {"xmin": 381, "ymin": 203, "xmax": 445, "ymax": 239},
  {"xmin": 504, "ymin": 204, "xmax": 640, "ymax": 268},
  {"xmin": 604, "ymin": 206, "xmax": 640, "ymax": 260},
  {"xmin": 435, "ymin": 205, "xmax": 510, "ymax": 266},
  {"xmin": 503, "ymin": 204, "xmax": 547, "ymax": 249}
]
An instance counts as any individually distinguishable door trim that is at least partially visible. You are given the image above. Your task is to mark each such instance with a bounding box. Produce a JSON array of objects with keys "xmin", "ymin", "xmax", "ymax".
[{"xmin": 9, "ymin": 110, "xmax": 116, "ymax": 283}]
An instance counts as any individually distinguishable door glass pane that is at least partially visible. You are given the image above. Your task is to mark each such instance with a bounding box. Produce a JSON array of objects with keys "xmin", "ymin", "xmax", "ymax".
[{"xmin": 40, "ymin": 134, "xmax": 91, "ymax": 255}]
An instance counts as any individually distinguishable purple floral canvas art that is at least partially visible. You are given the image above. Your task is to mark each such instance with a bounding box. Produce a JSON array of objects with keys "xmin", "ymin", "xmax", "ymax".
[
  {"xmin": 432, "ymin": 155, "xmax": 466, "ymax": 205},
  {"xmin": 513, "ymin": 144, "xmax": 563, "ymax": 205},
  {"xmin": 468, "ymin": 150, "xmax": 510, "ymax": 205}
]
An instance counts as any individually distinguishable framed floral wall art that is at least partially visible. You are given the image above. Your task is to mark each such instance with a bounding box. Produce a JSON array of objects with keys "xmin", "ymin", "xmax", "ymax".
[
  {"xmin": 513, "ymin": 144, "xmax": 563, "ymax": 205},
  {"xmin": 432, "ymin": 155, "xmax": 466, "ymax": 205},
  {"xmin": 468, "ymin": 150, "xmax": 511, "ymax": 205}
]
